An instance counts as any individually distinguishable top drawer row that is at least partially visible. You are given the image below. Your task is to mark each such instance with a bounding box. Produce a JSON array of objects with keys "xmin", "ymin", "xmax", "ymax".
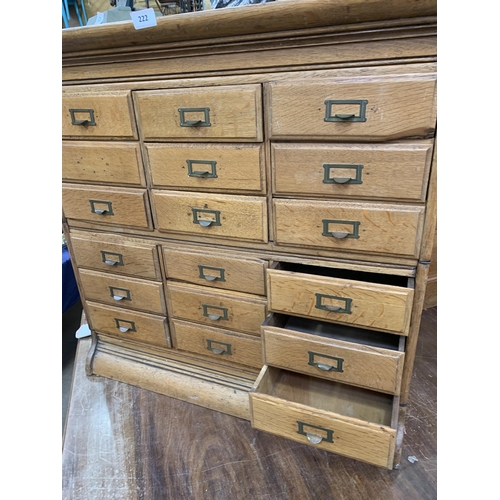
[{"xmin": 62, "ymin": 75, "xmax": 436, "ymax": 142}]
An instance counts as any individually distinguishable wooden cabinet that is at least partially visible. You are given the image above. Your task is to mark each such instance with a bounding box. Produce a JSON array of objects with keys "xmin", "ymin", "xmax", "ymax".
[{"xmin": 62, "ymin": 0, "xmax": 437, "ymax": 470}]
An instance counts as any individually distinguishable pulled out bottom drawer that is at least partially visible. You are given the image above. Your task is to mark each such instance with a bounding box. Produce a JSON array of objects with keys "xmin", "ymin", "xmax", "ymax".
[{"xmin": 250, "ymin": 365, "xmax": 398, "ymax": 469}]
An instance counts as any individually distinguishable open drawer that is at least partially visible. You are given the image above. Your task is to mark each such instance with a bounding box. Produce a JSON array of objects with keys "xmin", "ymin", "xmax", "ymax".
[
  {"xmin": 250, "ymin": 365, "xmax": 398, "ymax": 469},
  {"xmin": 267, "ymin": 262, "xmax": 414, "ymax": 335},
  {"xmin": 262, "ymin": 313, "xmax": 405, "ymax": 395}
]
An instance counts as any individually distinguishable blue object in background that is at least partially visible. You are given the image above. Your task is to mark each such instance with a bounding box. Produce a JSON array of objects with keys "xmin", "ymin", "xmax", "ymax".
[{"xmin": 62, "ymin": 245, "xmax": 80, "ymax": 313}]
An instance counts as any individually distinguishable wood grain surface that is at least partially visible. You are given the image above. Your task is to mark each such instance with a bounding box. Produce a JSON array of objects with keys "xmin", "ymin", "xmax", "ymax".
[{"xmin": 62, "ymin": 307, "xmax": 436, "ymax": 499}]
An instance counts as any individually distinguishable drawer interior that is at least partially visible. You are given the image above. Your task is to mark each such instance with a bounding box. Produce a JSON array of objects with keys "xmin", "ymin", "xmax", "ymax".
[
  {"xmin": 266, "ymin": 313, "xmax": 403, "ymax": 351},
  {"xmin": 263, "ymin": 367, "xmax": 395, "ymax": 427},
  {"xmin": 274, "ymin": 262, "xmax": 412, "ymax": 288}
]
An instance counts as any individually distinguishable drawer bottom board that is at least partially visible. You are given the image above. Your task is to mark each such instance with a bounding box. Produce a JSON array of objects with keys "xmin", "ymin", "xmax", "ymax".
[{"xmin": 90, "ymin": 335, "xmax": 259, "ymax": 420}]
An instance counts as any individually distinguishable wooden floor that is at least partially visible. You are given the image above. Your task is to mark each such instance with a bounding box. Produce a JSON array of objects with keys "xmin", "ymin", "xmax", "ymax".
[{"xmin": 62, "ymin": 307, "xmax": 437, "ymax": 500}]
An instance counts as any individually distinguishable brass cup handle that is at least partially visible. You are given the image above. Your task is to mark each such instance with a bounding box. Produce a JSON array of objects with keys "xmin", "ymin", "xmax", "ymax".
[
  {"xmin": 334, "ymin": 113, "xmax": 355, "ymax": 120},
  {"xmin": 330, "ymin": 231, "xmax": 349, "ymax": 239},
  {"xmin": 113, "ymin": 295, "xmax": 125, "ymax": 301},
  {"xmin": 198, "ymin": 219, "xmax": 213, "ymax": 227},
  {"xmin": 210, "ymin": 347, "xmax": 225, "ymax": 354},
  {"xmin": 118, "ymin": 326, "xmax": 130, "ymax": 333},
  {"xmin": 208, "ymin": 313, "xmax": 222, "ymax": 321},
  {"xmin": 104, "ymin": 260, "xmax": 118, "ymax": 266},
  {"xmin": 306, "ymin": 433, "xmax": 323, "ymax": 445},
  {"xmin": 316, "ymin": 363, "xmax": 334, "ymax": 371},
  {"xmin": 331, "ymin": 177, "xmax": 352, "ymax": 184}
]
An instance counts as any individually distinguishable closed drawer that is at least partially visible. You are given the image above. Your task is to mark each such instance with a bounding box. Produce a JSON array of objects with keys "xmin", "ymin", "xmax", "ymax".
[
  {"xmin": 267, "ymin": 264, "xmax": 414, "ymax": 335},
  {"xmin": 267, "ymin": 74, "xmax": 436, "ymax": 141},
  {"xmin": 152, "ymin": 191, "xmax": 268, "ymax": 243},
  {"xmin": 163, "ymin": 245, "xmax": 267, "ymax": 296},
  {"xmin": 262, "ymin": 314, "xmax": 405, "ymax": 395},
  {"xmin": 86, "ymin": 302, "xmax": 170, "ymax": 349},
  {"xmin": 146, "ymin": 143, "xmax": 266, "ymax": 194},
  {"xmin": 62, "ymin": 184, "xmax": 153, "ymax": 229},
  {"xmin": 273, "ymin": 198, "xmax": 425, "ymax": 258},
  {"xmin": 250, "ymin": 366, "xmax": 397, "ymax": 468},
  {"xmin": 134, "ymin": 84, "xmax": 263, "ymax": 142},
  {"xmin": 69, "ymin": 231, "xmax": 161, "ymax": 280},
  {"xmin": 171, "ymin": 319, "xmax": 263, "ymax": 369},
  {"xmin": 79, "ymin": 269, "xmax": 166, "ymax": 315},
  {"xmin": 62, "ymin": 141, "xmax": 145, "ymax": 186},
  {"xmin": 62, "ymin": 90, "xmax": 138, "ymax": 140},
  {"xmin": 271, "ymin": 141, "xmax": 433, "ymax": 202},
  {"xmin": 167, "ymin": 282, "xmax": 267, "ymax": 336}
]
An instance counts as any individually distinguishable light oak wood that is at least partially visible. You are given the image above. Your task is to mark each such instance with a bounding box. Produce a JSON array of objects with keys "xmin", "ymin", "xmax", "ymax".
[
  {"xmin": 62, "ymin": 90, "xmax": 138, "ymax": 140},
  {"xmin": 267, "ymin": 73, "xmax": 436, "ymax": 141},
  {"xmin": 250, "ymin": 366, "xmax": 396, "ymax": 468},
  {"xmin": 167, "ymin": 281, "xmax": 267, "ymax": 336},
  {"xmin": 152, "ymin": 190, "xmax": 268, "ymax": 243},
  {"xmin": 62, "ymin": 141, "xmax": 145, "ymax": 186},
  {"xmin": 78, "ymin": 269, "xmax": 166, "ymax": 315},
  {"xmin": 163, "ymin": 244, "xmax": 268, "ymax": 296},
  {"xmin": 86, "ymin": 301, "xmax": 170, "ymax": 349},
  {"xmin": 69, "ymin": 230, "xmax": 161, "ymax": 280},
  {"xmin": 273, "ymin": 199, "xmax": 425, "ymax": 258},
  {"xmin": 272, "ymin": 141, "xmax": 433, "ymax": 201},
  {"xmin": 62, "ymin": 184, "xmax": 153, "ymax": 229},
  {"xmin": 171, "ymin": 319, "xmax": 263, "ymax": 369},
  {"xmin": 262, "ymin": 317, "xmax": 405, "ymax": 394},
  {"xmin": 145, "ymin": 143, "xmax": 266, "ymax": 194},
  {"xmin": 134, "ymin": 85, "xmax": 263, "ymax": 142},
  {"xmin": 267, "ymin": 269, "xmax": 414, "ymax": 335}
]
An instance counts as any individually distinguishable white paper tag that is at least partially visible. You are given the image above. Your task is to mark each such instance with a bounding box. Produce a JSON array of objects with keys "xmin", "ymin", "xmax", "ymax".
[
  {"xmin": 75, "ymin": 324, "xmax": 91, "ymax": 339},
  {"xmin": 130, "ymin": 8, "xmax": 157, "ymax": 30},
  {"xmin": 94, "ymin": 12, "xmax": 104, "ymax": 25}
]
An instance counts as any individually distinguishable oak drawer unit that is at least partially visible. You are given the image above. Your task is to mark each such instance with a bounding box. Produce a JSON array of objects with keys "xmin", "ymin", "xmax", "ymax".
[{"xmin": 62, "ymin": 0, "xmax": 437, "ymax": 470}]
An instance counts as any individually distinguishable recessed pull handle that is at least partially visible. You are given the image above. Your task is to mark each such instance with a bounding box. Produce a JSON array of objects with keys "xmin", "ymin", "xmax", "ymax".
[
  {"xmin": 114, "ymin": 318, "xmax": 136, "ymax": 333},
  {"xmin": 206, "ymin": 339, "xmax": 232, "ymax": 356},
  {"xmin": 202, "ymin": 304, "xmax": 228, "ymax": 321},
  {"xmin": 306, "ymin": 433, "xmax": 323, "ymax": 445},
  {"xmin": 104, "ymin": 260, "xmax": 118, "ymax": 266},
  {"xmin": 334, "ymin": 113, "xmax": 355, "ymax": 120},
  {"xmin": 198, "ymin": 265, "xmax": 225, "ymax": 283},
  {"xmin": 324, "ymin": 100, "xmax": 368, "ymax": 123},
  {"xmin": 330, "ymin": 231, "xmax": 349, "ymax": 239},
  {"xmin": 69, "ymin": 108, "xmax": 96, "ymax": 126},
  {"xmin": 109, "ymin": 286, "xmax": 131, "ymax": 302},
  {"xmin": 179, "ymin": 107, "xmax": 211, "ymax": 127}
]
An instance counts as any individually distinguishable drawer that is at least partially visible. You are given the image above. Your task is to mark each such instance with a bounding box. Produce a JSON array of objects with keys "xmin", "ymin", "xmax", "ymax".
[
  {"xmin": 62, "ymin": 90, "xmax": 138, "ymax": 140},
  {"xmin": 267, "ymin": 74, "xmax": 436, "ymax": 141},
  {"xmin": 267, "ymin": 264, "xmax": 414, "ymax": 335},
  {"xmin": 262, "ymin": 314, "xmax": 405, "ymax": 395},
  {"xmin": 62, "ymin": 184, "xmax": 153, "ymax": 229},
  {"xmin": 163, "ymin": 245, "xmax": 267, "ymax": 296},
  {"xmin": 167, "ymin": 282, "xmax": 267, "ymax": 336},
  {"xmin": 79, "ymin": 269, "xmax": 166, "ymax": 315},
  {"xmin": 134, "ymin": 84, "xmax": 263, "ymax": 142},
  {"xmin": 271, "ymin": 141, "xmax": 433, "ymax": 202},
  {"xmin": 273, "ymin": 199, "xmax": 425, "ymax": 258},
  {"xmin": 171, "ymin": 319, "xmax": 263, "ymax": 369},
  {"xmin": 86, "ymin": 302, "xmax": 170, "ymax": 348},
  {"xmin": 69, "ymin": 231, "xmax": 161, "ymax": 280},
  {"xmin": 146, "ymin": 143, "xmax": 266, "ymax": 194},
  {"xmin": 62, "ymin": 141, "xmax": 146, "ymax": 186},
  {"xmin": 250, "ymin": 366, "xmax": 397, "ymax": 468},
  {"xmin": 152, "ymin": 191, "xmax": 268, "ymax": 243}
]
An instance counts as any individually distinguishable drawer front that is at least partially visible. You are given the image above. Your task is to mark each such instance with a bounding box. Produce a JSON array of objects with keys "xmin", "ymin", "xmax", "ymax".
[
  {"xmin": 267, "ymin": 270, "xmax": 413, "ymax": 335},
  {"xmin": 163, "ymin": 246, "xmax": 267, "ymax": 296},
  {"xmin": 273, "ymin": 199, "xmax": 424, "ymax": 258},
  {"xmin": 63, "ymin": 141, "xmax": 145, "ymax": 186},
  {"xmin": 146, "ymin": 143, "xmax": 265, "ymax": 194},
  {"xmin": 167, "ymin": 282, "xmax": 267, "ymax": 336},
  {"xmin": 272, "ymin": 142, "xmax": 433, "ymax": 201},
  {"xmin": 171, "ymin": 319, "xmax": 263, "ymax": 369},
  {"xmin": 152, "ymin": 191, "xmax": 268, "ymax": 243},
  {"xmin": 79, "ymin": 269, "xmax": 166, "ymax": 314},
  {"xmin": 69, "ymin": 232, "xmax": 161, "ymax": 279},
  {"xmin": 250, "ymin": 393, "xmax": 395, "ymax": 468},
  {"xmin": 267, "ymin": 74, "xmax": 436, "ymax": 141},
  {"xmin": 62, "ymin": 90, "xmax": 138, "ymax": 140},
  {"xmin": 135, "ymin": 84, "xmax": 263, "ymax": 142},
  {"xmin": 263, "ymin": 324, "xmax": 404, "ymax": 394},
  {"xmin": 62, "ymin": 184, "xmax": 152, "ymax": 229},
  {"xmin": 86, "ymin": 302, "xmax": 170, "ymax": 348}
]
